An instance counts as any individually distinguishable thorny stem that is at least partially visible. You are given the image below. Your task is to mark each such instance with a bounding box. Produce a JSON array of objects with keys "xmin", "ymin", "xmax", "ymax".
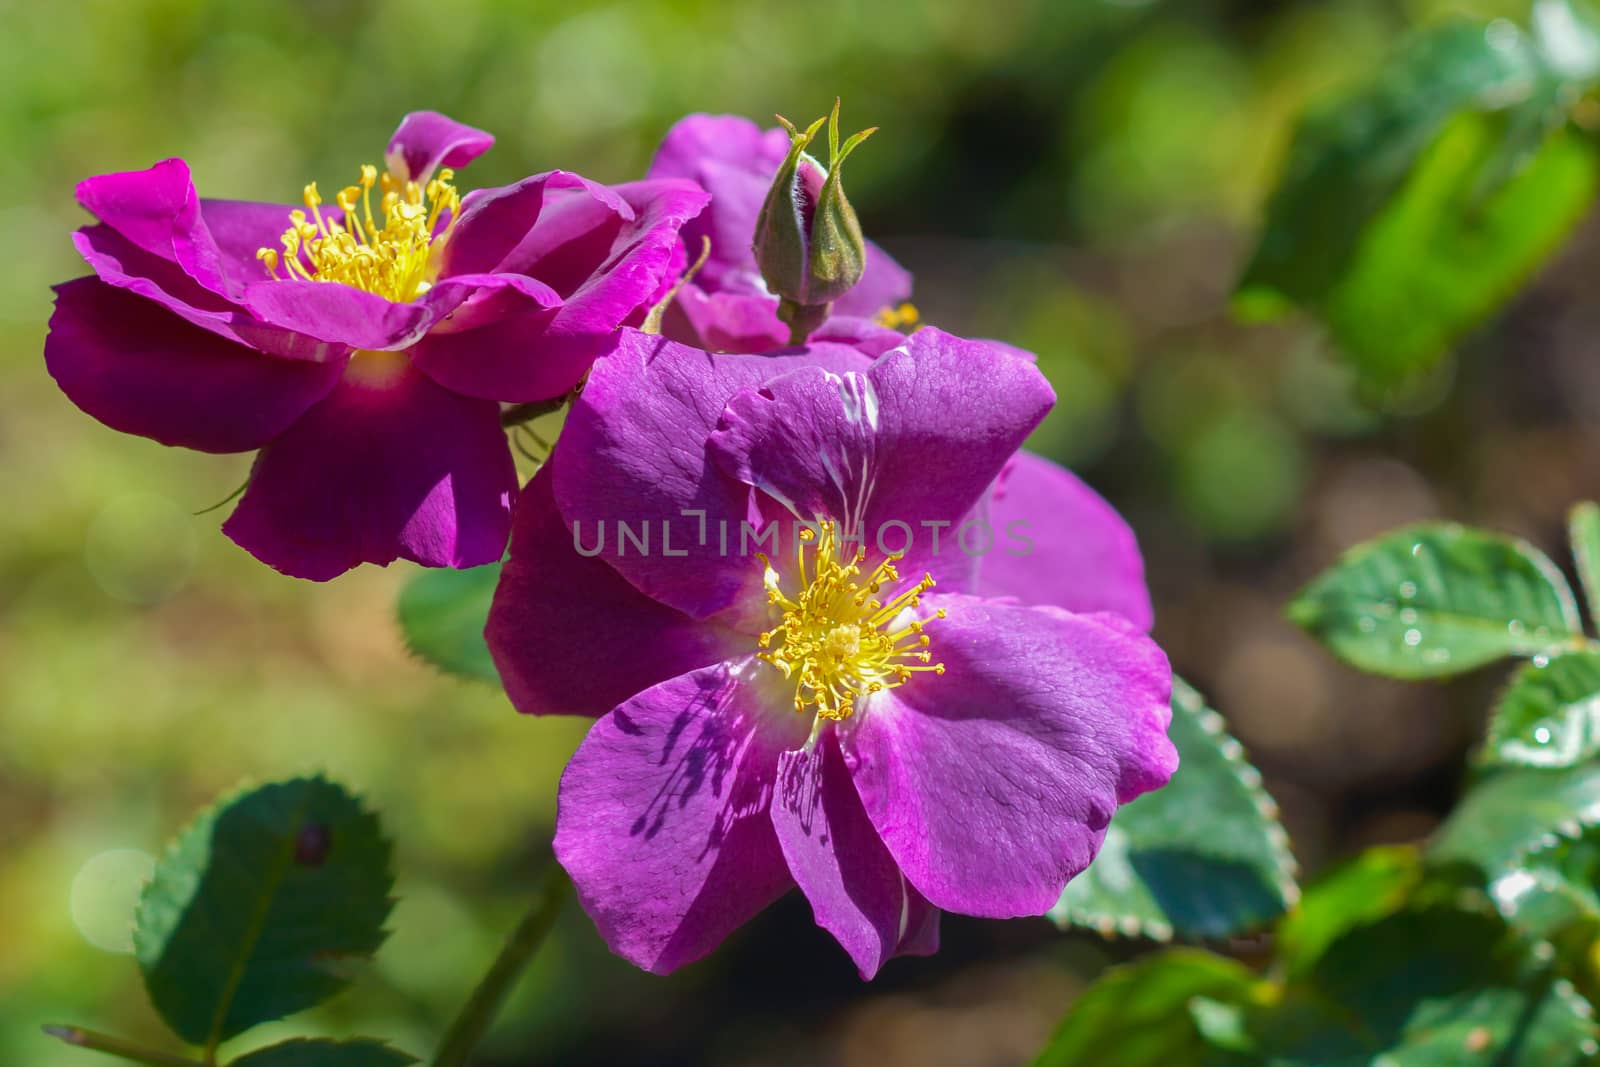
[
  {"xmin": 431, "ymin": 864, "xmax": 571, "ymax": 1067},
  {"xmin": 42, "ymin": 1026, "xmax": 207, "ymax": 1067}
]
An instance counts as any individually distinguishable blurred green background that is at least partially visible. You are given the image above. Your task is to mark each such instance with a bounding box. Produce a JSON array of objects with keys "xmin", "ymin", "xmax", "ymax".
[{"xmin": 4, "ymin": 0, "xmax": 1594, "ymax": 1063}]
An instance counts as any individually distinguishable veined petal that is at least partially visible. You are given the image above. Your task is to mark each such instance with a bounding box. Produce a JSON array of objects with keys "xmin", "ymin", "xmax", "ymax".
[
  {"xmin": 441, "ymin": 171, "xmax": 632, "ymax": 279},
  {"xmin": 222, "ymin": 353, "xmax": 514, "ymax": 580},
  {"xmin": 773, "ymin": 730, "xmax": 940, "ymax": 978},
  {"xmin": 662, "ymin": 284, "xmax": 788, "ymax": 353},
  {"xmin": 487, "ymin": 462, "xmax": 742, "ymax": 718},
  {"xmin": 845, "ymin": 595, "xmax": 1176, "ymax": 917},
  {"xmin": 45, "ymin": 278, "xmax": 344, "ymax": 454},
  {"xmin": 554, "ymin": 658, "xmax": 808, "ymax": 974},
  {"xmin": 385, "ymin": 110, "xmax": 494, "ymax": 183},
  {"xmin": 980, "ymin": 450, "xmax": 1154, "ymax": 631},
  {"xmin": 239, "ymin": 278, "xmax": 437, "ymax": 352},
  {"xmin": 72, "ymin": 224, "xmax": 337, "ymax": 361},
  {"xmin": 708, "ymin": 327, "xmax": 1052, "ymax": 589},
  {"xmin": 75, "ymin": 159, "xmax": 199, "ymax": 261},
  {"xmin": 554, "ymin": 331, "xmax": 874, "ymax": 623},
  {"xmin": 646, "ymin": 114, "xmax": 791, "ymax": 293},
  {"xmin": 408, "ymin": 272, "xmax": 568, "ymax": 402}
]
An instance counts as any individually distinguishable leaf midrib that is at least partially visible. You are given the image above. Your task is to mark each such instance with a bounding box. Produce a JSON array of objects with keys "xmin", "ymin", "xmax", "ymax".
[{"xmin": 203, "ymin": 789, "xmax": 315, "ymax": 1057}]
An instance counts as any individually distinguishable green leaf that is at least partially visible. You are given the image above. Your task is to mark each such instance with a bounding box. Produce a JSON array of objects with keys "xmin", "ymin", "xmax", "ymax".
[
  {"xmin": 1491, "ymin": 818, "xmax": 1600, "ymax": 937},
  {"xmin": 1490, "ymin": 819, "xmax": 1600, "ymax": 1007},
  {"xmin": 1260, "ymin": 902, "xmax": 1600, "ymax": 1064},
  {"xmin": 1484, "ymin": 651, "xmax": 1600, "ymax": 768},
  {"xmin": 1288, "ymin": 522, "xmax": 1582, "ymax": 679},
  {"xmin": 134, "ymin": 777, "xmax": 394, "ymax": 1048},
  {"xmin": 1237, "ymin": 14, "xmax": 1600, "ymax": 386},
  {"xmin": 1030, "ymin": 949, "xmax": 1265, "ymax": 1067},
  {"xmin": 1432, "ymin": 764, "xmax": 1600, "ymax": 874},
  {"xmin": 396, "ymin": 562, "xmax": 502, "ymax": 684},
  {"xmin": 1274, "ymin": 845, "xmax": 1425, "ymax": 979},
  {"xmin": 1050, "ymin": 678, "xmax": 1297, "ymax": 940},
  {"xmin": 1312, "ymin": 113, "xmax": 1597, "ymax": 387},
  {"xmin": 230, "ymin": 1039, "xmax": 417, "ymax": 1067},
  {"xmin": 1568, "ymin": 501, "xmax": 1600, "ymax": 621}
]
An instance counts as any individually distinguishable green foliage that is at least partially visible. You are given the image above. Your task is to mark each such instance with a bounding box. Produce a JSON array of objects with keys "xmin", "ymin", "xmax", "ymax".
[
  {"xmin": 134, "ymin": 777, "xmax": 395, "ymax": 1048},
  {"xmin": 1036, "ymin": 855, "xmax": 1600, "ymax": 1065},
  {"xmin": 230, "ymin": 1039, "xmax": 418, "ymax": 1066},
  {"xmin": 1432, "ymin": 764, "xmax": 1600, "ymax": 874},
  {"xmin": 1051, "ymin": 678, "xmax": 1297, "ymax": 940},
  {"xmin": 1030, "ymin": 949, "xmax": 1265, "ymax": 1067},
  {"xmin": 1238, "ymin": 1, "xmax": 1600, "ymax": 387},
  {"xmin": 1273, "ymin": 846, "xmax": 1424, "ymax": 979},
  {"xmin": 1484, "ymin": 650, "xmax": 1600, "ymax": 768},
  {"xmin": 1569, "ymin": 502, "xmax": 1600, "ymax": 620},
  {"xmin": 1271, "ymin": 902, "xmax": 1596, "ymax": 1065},
  {"xmin": 1287, "ymin": 522, "xmax": 1582, "ymax": 679},
  {"xmin": 397, "ymin": 562, "xmax": 503, "ymax": 685},
  {"xmin": 1490, "ymin": 819, "xmax": 1600, "ymax": 951}
]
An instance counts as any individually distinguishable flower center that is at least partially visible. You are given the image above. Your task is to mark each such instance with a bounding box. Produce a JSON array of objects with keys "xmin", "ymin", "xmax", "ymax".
[
  {"xmin": 756, "ymin": 520, "xmax": 945, "ymax": 721},
  {"xmin": 256, "ymin": 164, "xmax": 461, "ymax": 302}
]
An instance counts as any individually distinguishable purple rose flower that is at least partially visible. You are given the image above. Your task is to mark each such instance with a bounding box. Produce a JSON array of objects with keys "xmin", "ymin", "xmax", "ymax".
[
  {"xmin": 645, "ymin": 114, "xmax": 914, "ymax": 354},
  {"xmin": 486, "ymin": 327, "xmax": 1176, "ymax": 977},
  {"xmin": 45, "ymin": 111, "xmax": 709, "ymax": 580}
]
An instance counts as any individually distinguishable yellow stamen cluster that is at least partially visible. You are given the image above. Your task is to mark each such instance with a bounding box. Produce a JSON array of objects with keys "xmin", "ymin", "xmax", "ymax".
[
  {"xmin": 872, "ymin": 301, "xmax": 920, "ymax": 330},
  {"xmin": 256, "ymin": 164, "xmax": 460, "ymax": 303},
  {"xmin": 757, "ymin": 521, "xmax": 945, "ymax": 721}
]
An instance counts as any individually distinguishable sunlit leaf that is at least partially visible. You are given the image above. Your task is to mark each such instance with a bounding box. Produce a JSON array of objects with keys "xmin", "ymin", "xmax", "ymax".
[
  {"xmin": 1288, "ymin": 523, "xmax": 1581, "ymax": 679},
  {"xmin": 230, "ymin": 1039, "xmax": 417, "ymax": 1066},
  {"xmin": 1237, "ymin": 11, "xmax": 1600, "ymax": 386},
  {"xmin": 1432, "ymin": 764, "xmax": 1600, "ymax": 874},
  {"xmin": 1258, "ymin": 902, "xmax": 1600, "ymax": 1065},
  {"xmin": 134, "ymin": 778, "xmax": 394, "ymax": 1047},
  {"xmin": 1568, "ymin": 502, "xmax": 1600, "ymax": 622},
  {"xmin": 1491, "ymin": 818, "xmax": 1600, "ymax": 936},
  {"xmin": 1030, "ymin": 949, "xmax": 1265, "ymax": 1067},
  {"xmin": 1274, "ymin": 845, "xmax": 1424, "ymax": 979},
  {"xmin": 1051, "ymin": 678, "xmax": 1297, "ymax": 940},
  {"xmin": 396, "ymin": 562, "xmax": 502, "ymax": 685},
  {"xmin": 1484, "ymin": 650, "xmax": 1600, "ymax": 769}
]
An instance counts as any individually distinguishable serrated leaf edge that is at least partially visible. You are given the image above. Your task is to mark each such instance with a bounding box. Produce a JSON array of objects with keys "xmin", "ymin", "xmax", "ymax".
[
  {"xmin": 133, "ymin": 775, "xmax": 399, "ymax": 1046},
  {"xmin": 1057, "ymin": 679, "xmax": 1301, "ymax": 943}
]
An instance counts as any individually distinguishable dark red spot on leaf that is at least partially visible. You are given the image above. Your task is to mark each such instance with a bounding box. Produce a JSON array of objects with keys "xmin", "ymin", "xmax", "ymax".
[{"xmin": 295, "ymin": 822, "xmax": 332, "ymax": 866}]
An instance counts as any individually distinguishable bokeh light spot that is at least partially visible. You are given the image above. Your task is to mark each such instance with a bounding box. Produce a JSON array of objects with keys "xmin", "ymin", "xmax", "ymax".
[{"xmin": 69, "ymin": 849, "xmax": 155, "ymax": 954}]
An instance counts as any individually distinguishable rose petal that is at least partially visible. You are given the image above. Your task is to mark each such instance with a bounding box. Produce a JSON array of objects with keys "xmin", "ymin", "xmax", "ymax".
[
  {"xmin": 662, "ymin": 284, "xmax": 788, "ymax": 353},
  {"xmin": 407, "ymin": 272, "xmax": 568, "ymax": 402},
  {"xmin": 708, "ymin": 327, "xmax": 1052, "ymax": 589},
  {"xmin": 846, "ymin": 594, "xmax": 1176, "ymax": 917},
  {"xmin": 441, "ymin": 171, "xmax": 631, "ymax": 278},
  {"xmin": 772, "ymin": 730, "xmax": 940, "ymax": 978},
  {"xmin": 240, "ymin": 279, "xmax": 437, "ymax": 352},
  {"xmin": 554, "ymin": 331, "xmax": 875, "ymax": 622},
  {"xmin": 222, "ymin": 352, "xmax": 514, "ymax": 580},
  {"xmin": 981, "ymin": 450, "xmax": 1154, "ymax": 631},
  {"xmin": 554, "ymin": 658, "xmax": 808, "ymax": 974},
  {"xmin": 487, "ymin": 461, "xmax": 742, "ymax": 718},
  {"xmin": 45, "ymin": 278, "xmax": 344, "ymax": 454},
  {"xmin": 646, "ymin": 114, "xmax": 791, "ymax": 293},
  {"xmin": 75, "ymin": 159, "xmax": 199, "ymax": 261},
  {"xmin": 385, "ymin": 111, "xmax": 494, "ymax": 183},
  {"xmin": 72, "ymin": 224, "xmax": 337, "ymax": 361}
]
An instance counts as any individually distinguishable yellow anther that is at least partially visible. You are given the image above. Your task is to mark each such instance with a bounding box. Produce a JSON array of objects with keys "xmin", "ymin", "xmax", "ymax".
[
  {"xmin": 873, "ymin": 301, "xmax": 920, "ymax": 330},
  {"xmin": 256, "ymin": 161, "xmax": 462, "ymax": 302},
  {"xmin": 755, "ymin": 520, "xmax": 947, "ymax": 721}
]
